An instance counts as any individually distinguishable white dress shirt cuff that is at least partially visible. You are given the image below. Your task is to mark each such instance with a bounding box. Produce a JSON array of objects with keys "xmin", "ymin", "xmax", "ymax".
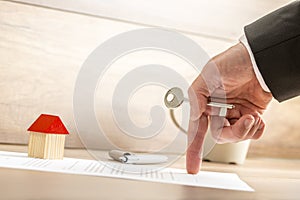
[{"xmin": 239, "ymin": 34, "xmax": 271, "ymax": 93}]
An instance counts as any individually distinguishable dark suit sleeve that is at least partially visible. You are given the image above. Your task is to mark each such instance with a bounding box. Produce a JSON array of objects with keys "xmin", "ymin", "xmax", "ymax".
[{"xmin": 244, "ymin": 1, "xmax": 300, "ymax": 102}]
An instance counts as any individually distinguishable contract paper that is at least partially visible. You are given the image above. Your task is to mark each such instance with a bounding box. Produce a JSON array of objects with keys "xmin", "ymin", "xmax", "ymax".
[{"xmin": 0, "ymin": 151, "xmax": 253, "ymax": 191}]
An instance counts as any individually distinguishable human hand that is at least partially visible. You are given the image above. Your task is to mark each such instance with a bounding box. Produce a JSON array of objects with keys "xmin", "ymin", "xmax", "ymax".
[{"xmin": 186, "ymin": 42, "xmax": 273, "ymax": 174}]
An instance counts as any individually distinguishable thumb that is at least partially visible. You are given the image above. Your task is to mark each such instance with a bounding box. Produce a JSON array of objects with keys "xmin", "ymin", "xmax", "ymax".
[{"xmin": 214, "ymin": 114, "xmax": 255, "ymax": 143}]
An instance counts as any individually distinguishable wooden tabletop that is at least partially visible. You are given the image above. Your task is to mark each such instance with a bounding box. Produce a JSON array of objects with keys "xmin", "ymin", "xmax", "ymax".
[{"xmin": 0, "ymin": 144, "xmax": 299, "ymax": 200}]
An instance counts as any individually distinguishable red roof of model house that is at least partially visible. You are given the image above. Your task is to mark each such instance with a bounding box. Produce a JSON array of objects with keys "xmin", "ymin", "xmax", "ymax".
[{"xmin": 27, "ymin": 114, "xmax": 69, "ymax": 134}]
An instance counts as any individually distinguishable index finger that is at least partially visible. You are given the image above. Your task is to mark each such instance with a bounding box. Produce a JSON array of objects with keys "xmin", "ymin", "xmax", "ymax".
[
  {"xmin": 186, "ymin": 114, "xmax": 208, "ymax": 174},
  {"xmin": 186, "ymin": 80, "xmax": 209, "ymax": 174}
]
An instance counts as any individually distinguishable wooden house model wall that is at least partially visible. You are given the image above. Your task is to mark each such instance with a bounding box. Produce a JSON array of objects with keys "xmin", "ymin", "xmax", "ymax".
[{"xmin": 27, "ymin": 114, "xmax": 69, "ymax": 159}]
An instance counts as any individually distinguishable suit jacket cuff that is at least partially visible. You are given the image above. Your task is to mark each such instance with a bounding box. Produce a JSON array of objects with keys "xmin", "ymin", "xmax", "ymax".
[{"xmin": 239, "ymin": 34, "xmax": 271, "ymax": 93}]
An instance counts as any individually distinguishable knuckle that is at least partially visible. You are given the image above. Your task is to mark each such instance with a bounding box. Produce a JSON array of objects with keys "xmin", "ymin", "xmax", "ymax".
[{"xmin": 188, "ymin": 85, "xmax": 196, "ymax": 99}]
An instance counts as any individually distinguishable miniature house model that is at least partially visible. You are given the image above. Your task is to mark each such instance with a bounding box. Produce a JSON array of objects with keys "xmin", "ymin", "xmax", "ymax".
[{"xmin": 27, "ymin": 114, "xmax": 69, "ymax": 159}]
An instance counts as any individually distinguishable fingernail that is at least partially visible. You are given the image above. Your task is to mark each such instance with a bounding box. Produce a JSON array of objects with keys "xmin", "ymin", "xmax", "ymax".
[
  {"xmin": 259, "ymin": 123, "xmax": 264, "ymax": 130},
  {"xmin": 244, "ymin": 118, "xmax": 254, "ymax": 129}
]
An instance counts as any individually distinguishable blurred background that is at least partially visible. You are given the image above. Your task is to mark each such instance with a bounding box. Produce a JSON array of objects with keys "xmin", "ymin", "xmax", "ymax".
[{"xmin": 0, "ymin": 0, "xmax": 299, "ymax": 159}]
